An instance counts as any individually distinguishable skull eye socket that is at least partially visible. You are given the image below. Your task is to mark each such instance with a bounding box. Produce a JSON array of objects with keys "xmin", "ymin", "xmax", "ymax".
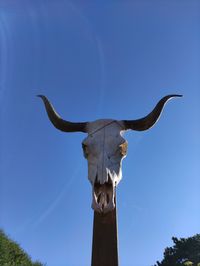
[
  {"xmin": 82, "ymin": 143, "xmax": 89, "ymax": 158},
  {"xmin": 119, "ymin": 142, "xmax": 128, "ymax": 156}
]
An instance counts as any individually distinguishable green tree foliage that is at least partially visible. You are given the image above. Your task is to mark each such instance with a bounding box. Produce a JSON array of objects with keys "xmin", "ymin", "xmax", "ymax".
[
  {"xmin": 183, "ymin": 262, "xmax": 193, "ymax": 266},
  {"xmin": 0, "ymin": 229, "xmax": 44, "ymax": 266},
  {"xmin": 155, "ymin": 234, "xmax": 200, "ymax": 266}
]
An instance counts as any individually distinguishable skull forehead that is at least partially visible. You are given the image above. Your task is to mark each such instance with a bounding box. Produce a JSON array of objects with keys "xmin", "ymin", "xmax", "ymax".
[
  {"xmin": 86, "ymin": 119, "xmax": 123, "ymax": 133},
  {"xmin": 83, "ymin": 119, "xmax": 125, "ymax": 147}
]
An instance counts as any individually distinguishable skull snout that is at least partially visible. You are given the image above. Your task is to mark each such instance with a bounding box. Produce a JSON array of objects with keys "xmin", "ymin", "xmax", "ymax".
[{"xmin": 92, "ymin": 173, "xmax": 115, "ymax": 214}]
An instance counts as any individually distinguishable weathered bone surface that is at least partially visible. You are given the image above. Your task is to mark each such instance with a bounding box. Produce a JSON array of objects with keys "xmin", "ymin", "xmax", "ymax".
[{"xmin": 38, "ymin": 94, "xmax": 182, "ymax": 213}]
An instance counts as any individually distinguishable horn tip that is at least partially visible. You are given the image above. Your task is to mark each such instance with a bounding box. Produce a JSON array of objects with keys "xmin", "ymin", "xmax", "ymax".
[
  {"xmin": 171, "ymin": 94, "xmax": 183, "ymax": 98},
  {"xmin": 37, "ymin": 95, "xmax": 47, "ymax": 101},
  {"xmin": 166, "ymin": 94, "xmax": 183, "ymax": 100}
]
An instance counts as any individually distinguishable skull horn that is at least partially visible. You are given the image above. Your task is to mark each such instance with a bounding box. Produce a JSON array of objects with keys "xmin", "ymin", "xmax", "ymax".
[
  {"xmin": 37, "ymin": 95, "xmax": 88, "ymax": 133},
  {"xmin": 123, "ymin": 94, "xmax": 182, "ymax": 131}
]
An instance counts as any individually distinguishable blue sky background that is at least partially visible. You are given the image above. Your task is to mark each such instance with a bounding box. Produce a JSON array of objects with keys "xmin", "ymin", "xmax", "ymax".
[{"xmin": 0, "ymin": 1, "xmax": 199, "ymax": 266}]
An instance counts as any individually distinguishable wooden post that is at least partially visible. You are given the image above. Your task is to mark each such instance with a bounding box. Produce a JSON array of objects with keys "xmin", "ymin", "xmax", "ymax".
[{"xmin": 91, "ymin": 201, "xmax": 119, "ymax": 266}]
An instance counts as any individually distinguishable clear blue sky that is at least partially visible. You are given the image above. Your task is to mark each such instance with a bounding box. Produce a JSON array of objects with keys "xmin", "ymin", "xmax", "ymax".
[{"xmin": 0, "ymin": 1, "xmax": 199, "ymax": 266}]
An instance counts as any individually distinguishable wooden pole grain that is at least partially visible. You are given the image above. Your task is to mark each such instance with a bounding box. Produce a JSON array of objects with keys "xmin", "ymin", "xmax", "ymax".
[{"xmin": 91, "ymin": 204, "xmax": 119, "ymax": 266}]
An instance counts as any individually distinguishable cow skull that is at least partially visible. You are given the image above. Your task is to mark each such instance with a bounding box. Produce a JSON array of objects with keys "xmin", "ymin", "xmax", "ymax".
[
  {"xmin": 38, "ymin": 94, "xmax": 181, "ymax": 214},
  {"xmin": 82, "ymin": 119, "xmax": 126, "ymax": 213}
]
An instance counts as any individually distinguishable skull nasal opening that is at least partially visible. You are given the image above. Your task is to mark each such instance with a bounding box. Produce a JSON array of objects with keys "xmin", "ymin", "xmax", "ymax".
[{"xmin": 93, "ymin": 173, "xmax": 114, "ymax": 213}]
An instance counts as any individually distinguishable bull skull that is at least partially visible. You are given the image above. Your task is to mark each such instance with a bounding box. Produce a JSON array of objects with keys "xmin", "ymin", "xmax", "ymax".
[{"xmin": 38, "ymin": 94, "xmax": 181, "ymax": 214}]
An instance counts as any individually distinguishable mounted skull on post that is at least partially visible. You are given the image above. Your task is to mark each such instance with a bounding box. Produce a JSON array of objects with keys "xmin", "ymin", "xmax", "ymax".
[{"xmin": 38, "ymin": 94, "xmax": 181, "ymax": 214}]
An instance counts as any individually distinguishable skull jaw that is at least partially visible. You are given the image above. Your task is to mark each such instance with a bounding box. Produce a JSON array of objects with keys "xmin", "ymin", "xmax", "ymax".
[{"xmin": 91, "ymin": 178, "xmax": 115, "ymax": 214}]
